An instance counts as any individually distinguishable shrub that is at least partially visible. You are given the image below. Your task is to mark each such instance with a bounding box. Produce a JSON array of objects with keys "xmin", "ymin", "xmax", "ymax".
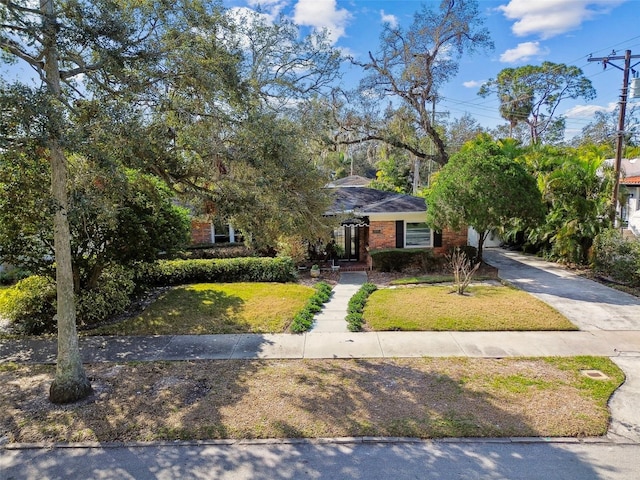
[
  {"xmin": 0, "ymin": 266, "xmax": 30, "ymax": 286},
  {"xmin": 0, "ymin": 276, "xmax": 56, "ymax": 335},
  {"xmin": 446, "ymin": 247, "xmax": 481, "ymax": 295},
  {"xmin": 370, "ymin": 248, "xmax": 439, "ymax": 272},
  {"xmin": 76, "ymin": 265, "xmax": 136, "ymax": 328},
  {"xmin": 290, "ymin": 281, "xmax": 333, "ymax": 333},
  {"xmin": 137, "ymin": 256, "xmax": 297, "ymax": 287},
  {"xmin": 347, "ymin": 282, "xmax": 377, "ymax": 332},
  {"xmin": 592, "ymin": 229, "xmax": 640, "ymax": 286},
  {"xmin": 275, "ymin": 235, "xmax": 308, "ymax": 264},
  {"xmin": 177, "ymin": 243, "xmax": 255, "ymax": 260}
]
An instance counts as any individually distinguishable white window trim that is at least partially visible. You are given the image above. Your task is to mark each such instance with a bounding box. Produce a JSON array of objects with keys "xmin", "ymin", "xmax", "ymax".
[{"xmin": 404, "ymin": 221, "xmax": 433, "ymax": 248}]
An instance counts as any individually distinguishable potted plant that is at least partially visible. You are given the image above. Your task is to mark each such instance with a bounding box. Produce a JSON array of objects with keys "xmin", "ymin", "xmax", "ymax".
[{"xmin": 310, "ymin": 264, "xmax": 320, "ymax": 278}]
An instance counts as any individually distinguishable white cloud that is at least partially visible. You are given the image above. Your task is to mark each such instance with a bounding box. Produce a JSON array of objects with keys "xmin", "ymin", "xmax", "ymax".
[
  {"xmin": 498, "ymin": 0, "xmax": 627, "ymax": 39},
  {"xmin": 463, "ymin": 80, "xmax": 482, "ymax": 88},
  {"xmin": 499, "ymin": 41, "xmax": 549, "ymax": 63},
  {"xmin": 380, "ymin": 10, "xmax": 398, "ymax": 28},
  {"xmin": 246, "ymin": 0, "xmax": 288, "ymax": 20},
  {"xmin": 293, "ymin": 0, "xmax": 352, "ymax": 44},
  {"xmin": 564, "ymin": 102, "xmax": 617, "ymax": 118}
]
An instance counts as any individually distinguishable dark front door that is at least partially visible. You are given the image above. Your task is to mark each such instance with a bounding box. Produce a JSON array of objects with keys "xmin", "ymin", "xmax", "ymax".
[{"xmin": 335, "ymin": 226, "xmax": 360, "ymax": 262}]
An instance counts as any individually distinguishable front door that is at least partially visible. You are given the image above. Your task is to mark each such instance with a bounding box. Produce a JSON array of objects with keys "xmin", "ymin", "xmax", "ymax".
[{"xmin": 334, "ymin": 226, "xmax": 360, "ymax": 262}]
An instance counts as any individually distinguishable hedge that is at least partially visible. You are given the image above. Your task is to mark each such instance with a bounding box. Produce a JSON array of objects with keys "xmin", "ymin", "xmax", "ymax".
[
  {"xmin": 346, "ymin": 282, "xmax": 377, "ymax": 332},
  {"xmin": 137, "ymin": 256, "xmax": 297, "ymax": 286},
  {"xmin": 369, "ymin": 248, "xmax": 441, "ymax": 272},
  {"xmin": 290, "ymin": 281, "xmax": 333, "ymax": 333}
]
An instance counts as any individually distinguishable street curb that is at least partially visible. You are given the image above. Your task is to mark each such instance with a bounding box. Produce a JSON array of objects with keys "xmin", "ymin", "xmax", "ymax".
[{"xmin": 2, "ymin": 435, "xmax": 637, "ymax": 450}]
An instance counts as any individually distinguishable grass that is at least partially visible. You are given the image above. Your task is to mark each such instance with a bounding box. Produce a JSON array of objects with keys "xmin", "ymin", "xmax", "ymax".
[
  {"xmin": 0, "ymin": 356, "xmax": 623, "ymax": 443},
  {"xmin": 86, "ymin": 283, "xmax": 315, "ymax": 335},
  {"xmin": 390, "ymin": 275, "xmax": 497, "ymax": 286},
  {"xmin": 364, "ymin": 285, "xmax": 577, "ymax": 331}
]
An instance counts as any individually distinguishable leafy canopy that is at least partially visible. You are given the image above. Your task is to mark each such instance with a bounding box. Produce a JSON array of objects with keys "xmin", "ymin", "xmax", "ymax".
[{"xmin": 426, "ymin": 135, "xmax": 544, "ymax": 259}]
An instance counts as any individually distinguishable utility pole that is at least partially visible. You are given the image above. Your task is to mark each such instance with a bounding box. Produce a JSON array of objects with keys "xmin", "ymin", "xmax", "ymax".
[{"xmin": 588, "ymin": 50, "xmax": 640, "ymax": 223}]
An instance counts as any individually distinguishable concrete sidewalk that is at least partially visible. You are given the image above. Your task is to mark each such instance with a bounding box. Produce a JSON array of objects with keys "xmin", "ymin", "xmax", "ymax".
[{"xmin": 2, "ymin": 330, "xmax": 640, "ymax": 364}]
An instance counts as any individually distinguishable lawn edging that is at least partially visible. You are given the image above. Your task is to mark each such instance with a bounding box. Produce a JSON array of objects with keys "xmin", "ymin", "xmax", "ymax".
[
  {"xmin": 290, "ymin": 282, "xmax": 333, "ymax": 333},
  {"xmin": 346, "ymin": 282, "xmax": 378, "ymax": 332}
]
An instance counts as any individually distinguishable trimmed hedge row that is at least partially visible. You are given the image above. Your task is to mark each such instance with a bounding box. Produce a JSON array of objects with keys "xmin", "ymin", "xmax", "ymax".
[
  {"xmin": 370, "ymin": 248, "xmax": 441, "ymax": 272},
  {"xmin": 137, "ymin": 256, "xmax": 297, "ymax": 286},
  {"xmin": 290, "ymin": 281, "xmax": 333, "ymax": 333},
  {"xmin": 346, "ymin": 282, "xmax": 377, "ymax": 332}
]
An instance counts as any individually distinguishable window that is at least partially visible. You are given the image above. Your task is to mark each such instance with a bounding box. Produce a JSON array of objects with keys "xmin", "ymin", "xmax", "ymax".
[{"xmin": 405, "ymin": 222, "xmax": 431, "ymax": 247}]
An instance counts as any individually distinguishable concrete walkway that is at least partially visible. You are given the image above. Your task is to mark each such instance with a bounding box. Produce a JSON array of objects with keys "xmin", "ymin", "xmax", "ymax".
[
  {"xmin": 309, "ymin": 271, "xmax": 367, "ymax": 333},
  {"xmin": 1, "ymin": 249, "xmax": 640, "ymax": 443}
]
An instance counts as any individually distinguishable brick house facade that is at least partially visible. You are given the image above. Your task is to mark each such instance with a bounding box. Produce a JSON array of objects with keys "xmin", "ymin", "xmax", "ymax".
[{"xmin": 326, "ymin": 177, "xmax": 468, "ymax": 267}]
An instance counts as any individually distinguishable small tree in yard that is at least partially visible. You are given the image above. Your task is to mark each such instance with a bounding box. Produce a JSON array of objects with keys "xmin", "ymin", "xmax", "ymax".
[
  {"xmin": 426, "ymin": 135, "xmax": 545, "ymax": 262},
  {"xmin": 447, "ymin": 247, "xmax": 480, "ymax": 295}
]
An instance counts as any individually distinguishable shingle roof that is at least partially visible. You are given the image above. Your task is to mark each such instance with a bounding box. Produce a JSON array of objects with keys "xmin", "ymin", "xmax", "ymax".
[
  {"xmin": 326, "ymin": 187, "xmax": 426, "ymax": 214},
  {"xmin": 325, "ymin": 175, "xmax": 373, "ymax": 187}
]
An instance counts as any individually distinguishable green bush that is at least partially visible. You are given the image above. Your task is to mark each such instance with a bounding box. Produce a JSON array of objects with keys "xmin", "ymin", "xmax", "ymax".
[
  {"xmin": 76, "ymin": 265, "xmax": 136, "ymax": 328},
  {"xmin": 177, "ymin": 243, "xmax": 255, "ymax": 260},
  {"xmin": 370, "ymin": 248, "xmax": 440, "ymax": 272},
  {"xmin": 449, "ymin": 245, "xmax": 478, "ymax": 262},
  {"xmin": 592, "ymin": 229, "xmax": 640, "ymax": 286},
  {"xmin": 137, "ymin": 256, "xmax": 297, "ymax": 287},
  {"xmin": 347, "ymin": 282, "xmax": 377, "ymax": 332},
  {"xmin": 290, "ymin": 281, "xmax": 333, "ymax": 333},
  {"xmin": 0, "ymin": 266, "xmax": 30, "ymax": 286},
  {"xmin": 0, "ymin": 276, "xmax": 56, "ymax": 335}
]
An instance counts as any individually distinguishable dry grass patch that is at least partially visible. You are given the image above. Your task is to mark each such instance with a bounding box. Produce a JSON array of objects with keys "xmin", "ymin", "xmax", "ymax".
[
  {"xmin": 0, "ymin": 357, "xmax": 622, "ymax": 443},
  {"xmin": 364, "ymin": 285, "xmax": 576, "ymax": 331},
  {"xmin": 87, "ymin": 283, "xmax": 314, "ymax": 335}
]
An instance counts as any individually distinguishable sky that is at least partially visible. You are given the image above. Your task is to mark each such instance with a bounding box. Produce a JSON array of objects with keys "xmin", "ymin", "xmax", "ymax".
[{"xmin": 224, "ymin": 0, "xmax": 640, "ymax": 139}]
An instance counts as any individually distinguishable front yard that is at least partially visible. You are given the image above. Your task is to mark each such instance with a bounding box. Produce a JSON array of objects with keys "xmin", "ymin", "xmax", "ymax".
[
  {"xmin": 86, "ymin": 283, "xmax": 315, "ymax": 335},
  {"xmin": 363, "ymin": 284, "xmax": 577, "ymax": 331}
]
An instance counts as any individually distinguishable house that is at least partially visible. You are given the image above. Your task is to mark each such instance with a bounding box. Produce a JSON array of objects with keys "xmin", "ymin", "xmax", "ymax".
[
  {"xmin": 620, "ymin": 158, "xmax": 640, "ymax": 230},
  {"xmin": 325, "ymin": 176, "xmax": 467, "ymax": 267}
]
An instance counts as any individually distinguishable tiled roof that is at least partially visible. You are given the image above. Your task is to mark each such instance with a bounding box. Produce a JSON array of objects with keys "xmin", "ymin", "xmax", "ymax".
[
  {"xmin": 326, "ymin": 187, "xmax": 426, "ymax": 214},
  {"xmin": 622, "ymin": 175, "xmax": 640, "ymax": 185}
]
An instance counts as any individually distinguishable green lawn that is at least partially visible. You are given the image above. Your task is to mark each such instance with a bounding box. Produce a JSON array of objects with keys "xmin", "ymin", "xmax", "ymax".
[
  {"xmin": 87, "ymin": 282, "xmax": 315, "ymax": 335},
  {"xmin": 364, "ymin": 285, "xmax": 577, "ymax": 331}
]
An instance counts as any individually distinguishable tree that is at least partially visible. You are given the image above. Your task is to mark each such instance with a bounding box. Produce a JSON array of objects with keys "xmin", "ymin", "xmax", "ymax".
[
  {"xmin": 426, "ymin": 135, "xmax": 544, "ymax": 261},
  {"xmin": 519, "ymin": 145, "xmax": 614, "ymax": 264},
  {"xmin": 0, "ymin": 0, "xmax": 180, "ymax": 403},
  {"xmin": 571, "ymin": 104, "xmax": 640, "ymax": 150},
  {"xmin": 478, "ymin": 62, "xmax": 596, "ymax": 144},
  {"xmin": 345, "ymin": 0, "xmax": 493, "ymax": 165},
  {"xmin": 136, "ymin": 7, "xmax": 341, "ymax": 249},
  {"xmin": 445, "ymin": 113, "xmax": 485, "ymax": 155}
]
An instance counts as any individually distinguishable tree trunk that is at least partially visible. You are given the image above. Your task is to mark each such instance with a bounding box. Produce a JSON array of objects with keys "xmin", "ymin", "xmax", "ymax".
[
  {"xmin": 476, "ymin": 230, "xmax": 487, "ymax": 263},
  {"xmin": 49, "ymin": 142, "xmax": 92, "ymax": 404},
  {"xmin": 41, "ymin": 0, "xmax": 92, "ymax": 404}
]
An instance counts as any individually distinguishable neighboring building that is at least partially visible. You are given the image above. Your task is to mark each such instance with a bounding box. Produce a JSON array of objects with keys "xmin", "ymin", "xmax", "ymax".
[
  {"xmin": 325, "ymin": 176, "xmax": 467, "ymax": 267},
  {"xmin": 620, "ymin": 159, "xmax": 640, "ymax": 230}
]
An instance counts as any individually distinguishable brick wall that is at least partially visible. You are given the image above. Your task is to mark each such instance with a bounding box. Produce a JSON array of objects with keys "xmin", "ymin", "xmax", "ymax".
[
  {"xmin": 191, "ymin": 221, "xmax": 212, "ymax": 245},
  {"xmin": 369, "ymin": 221, "xmax": 397, "ymax": 249},
  {"xmin": 434, "ymin": 228, "xmax": 468, "ymax": 255},
  {"xmin": 369, "ymin": 221, "xmax": 467, "ymax": 254}
]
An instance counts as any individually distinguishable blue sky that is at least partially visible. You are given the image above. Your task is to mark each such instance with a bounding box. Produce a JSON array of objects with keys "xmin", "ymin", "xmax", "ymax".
[{"xmin": 225, "ymin": 0, "xmax": 640, "ymax": 138}]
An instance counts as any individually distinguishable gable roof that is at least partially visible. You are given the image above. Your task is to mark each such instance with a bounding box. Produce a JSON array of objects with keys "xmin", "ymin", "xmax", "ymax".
[
  {"xmin": 325, "ymin": 175, "xmax": 373, "ymax": 188},
  {"xmin": 326, "ymin": 187, "xmax": 426, "ymax": 215}
]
